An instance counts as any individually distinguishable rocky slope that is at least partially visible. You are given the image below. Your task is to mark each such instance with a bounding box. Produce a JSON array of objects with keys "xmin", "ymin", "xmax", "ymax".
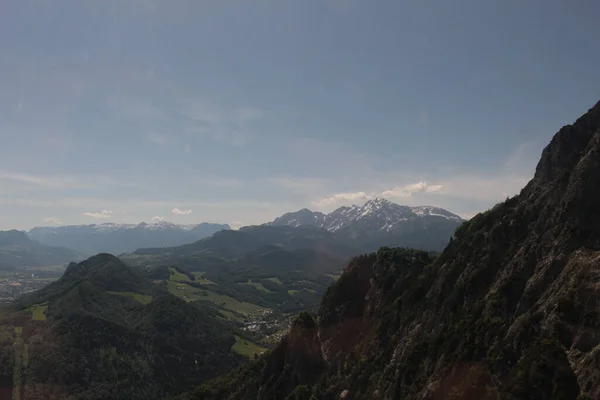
[{"xmin": 189, "ymin": 100, "xmax": 600, "ymax": 400}]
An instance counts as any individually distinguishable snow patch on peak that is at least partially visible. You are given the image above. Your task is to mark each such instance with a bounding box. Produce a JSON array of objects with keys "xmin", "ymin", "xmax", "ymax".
[
  {"xmin": 268, "ymin": 197, "xmax": 464, "ymax": 233},
  {"xmin": 409, "ymin": 206, "xmax": 464, "ymax": 222}
]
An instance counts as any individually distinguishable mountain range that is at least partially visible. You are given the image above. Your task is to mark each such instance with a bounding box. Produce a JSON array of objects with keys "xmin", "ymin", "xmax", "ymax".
[
  {"xmin": 269, "ymin": 199, "xmax": 463, "ymax": 231},
  {"xmin": 0, "ymin": 230, "xmax": 82, "ymax": 269},
  {"xmin": 269, "ymin": 198, "xmax": 464, "ymax": 252},
  {"xmin": 188, "ymin": 100, "xmax": 600, "ymax": 400},
  {"xmin": 9, "ymin": 200, "xmax": 462, "ymax": 270},
  {"xmin": 28, "ymin": 221, "xmax": 231, "ymax": 256}
]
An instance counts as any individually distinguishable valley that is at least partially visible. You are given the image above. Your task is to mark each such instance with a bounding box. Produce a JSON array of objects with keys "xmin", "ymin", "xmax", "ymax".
[{"xmin": 0, "ymin": 270, "xmax": 61, "ymax": 304}]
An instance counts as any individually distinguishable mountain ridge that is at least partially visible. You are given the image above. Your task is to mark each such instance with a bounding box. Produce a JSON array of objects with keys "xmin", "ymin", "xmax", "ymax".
[
  {"xmin": 28, "ymin": 221, "xmax": 231, "ymax": 256},
  {"xmin": 269, "ymin": 198, "xmax": 464, "ymax": 232},
  {"xmin": 0, "ymin": 229, "xmax": 82, "ymax": 269}
]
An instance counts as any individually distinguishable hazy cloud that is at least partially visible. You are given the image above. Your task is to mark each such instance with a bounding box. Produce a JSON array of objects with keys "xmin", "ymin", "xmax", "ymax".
[
  {"xmin": 311, "ymin": 191, "xmax": 374, "ymax": 207},
  {"xmin": 234, "ymin": 107, "xmax": 264, "ymax": 121},
  {"xmin": 184, "ymin": 101, "xmax": 264, "ymax": 147},
  {"xmin": 0, "ymin": 170, "xmax": 125, "ymax": 191},
  {"xmin": 382, "ymin": 181, "xmax": 443, "ymax": 198},
  {"xmin": 43, "ymin": 217, "xmax": 63, "ymax": 225},
  {"xmin": 172, "ymin": 208, "xmax": 192, "ymax": 215},
  {"xmin": 144, "ymin": 132, "xmax": 170, "ymax": 145},
  {"xmin": 83, "ymin": 210, "xmax": 113, "ymax": 219},
  {"xmin": 151, "ymin": 216, "xmax": 165, "ymax": 222},
  {"xmin": 267, "ymin": 177, "xmax": 328, "ymax": 195}
]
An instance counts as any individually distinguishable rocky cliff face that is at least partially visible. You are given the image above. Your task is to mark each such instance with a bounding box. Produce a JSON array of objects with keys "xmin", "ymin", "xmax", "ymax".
[{"xmin": 191, "ymin": 101, "xmax": 600, "ymax": 400}]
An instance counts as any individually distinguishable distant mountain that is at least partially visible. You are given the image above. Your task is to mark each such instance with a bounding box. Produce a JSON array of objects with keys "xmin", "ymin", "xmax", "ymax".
[
  {"xmin": 270, "ymin": 208, "xmax": 326, "ymax": 228},
  {"xmin": 28, "ymin": 221, "xmax": 231, "ymax": 256},
  {"xmin": 134, "ymin": 224, "xmax": 354, "ymax": 259},
  {"xmin": 1, "ymin": 253, "xmax": 237, "ymax": 399},
  {"xmin": 0, "ymin": 230, "xmax": 82, "ymax": 269},
  {"xmin": 185, "ymin": 100, "xmax": 600, "ymax": 400},
  {"xmin": 269, "ymin": 198, "xmax": 464, "ymax": 252}
]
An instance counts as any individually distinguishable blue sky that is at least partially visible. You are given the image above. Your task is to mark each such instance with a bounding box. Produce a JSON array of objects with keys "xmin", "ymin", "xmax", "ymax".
[{"xmin": 1, "ymin": 0, "xmax": 599, "ymax": 229}]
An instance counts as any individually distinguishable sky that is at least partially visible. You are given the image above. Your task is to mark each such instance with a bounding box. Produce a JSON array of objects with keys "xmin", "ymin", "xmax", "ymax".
[{"xmin": 1, "ymin": 0, "xmax": 600, "ymax": 230}]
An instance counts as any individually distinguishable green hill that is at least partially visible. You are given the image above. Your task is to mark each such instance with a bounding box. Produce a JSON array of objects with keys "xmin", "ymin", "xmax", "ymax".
[{"xmin": 1, "ymin": 253, "xmax": 237, "ymax": 399}]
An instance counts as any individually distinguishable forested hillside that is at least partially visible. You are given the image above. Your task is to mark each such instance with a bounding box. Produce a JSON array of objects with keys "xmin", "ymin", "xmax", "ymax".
[
  {"xmin": 0, "ymin": 254, "xmax": 237, "ymax": 400},
  {"xmin": 186, "ymin": 101, "xmax": 600, "ymax": 400}
]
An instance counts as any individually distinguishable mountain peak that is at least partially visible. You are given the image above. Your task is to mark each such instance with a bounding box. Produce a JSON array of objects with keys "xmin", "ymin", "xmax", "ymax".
[
  {"xmin": 533, "ymin": 99, "xmax": 600, "ymax": 185},
  {"xmin": 364, "ymin": 197, "xmax": 390, "ymax": 206},
  {"xmin": 58, "ymin": 253, "xmax": 151, "ymax": 294},
  {"xmin": 267, "ymin": 198, "xmax": 463, "ymax": 250},
  {"xmin": 0, "ymin": 229, "xmax": 31, "ymax": 246}
]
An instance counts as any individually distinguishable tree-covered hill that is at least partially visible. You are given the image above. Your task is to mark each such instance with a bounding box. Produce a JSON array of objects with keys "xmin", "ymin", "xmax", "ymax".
[{"xmin": 0, "ymin": 253, "xmax": 238, "ymax": 400}]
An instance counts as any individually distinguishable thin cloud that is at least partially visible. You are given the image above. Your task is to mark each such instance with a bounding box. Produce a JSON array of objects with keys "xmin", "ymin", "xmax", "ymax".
[
  {"xmin": 311, "ymin": 191, "xmax": 374, "ymax": 207},
  {"xmin": 43, "ymin": 217, "xmax": 63, "ymax": 225},
  {"xmin": 144, "ymin": 132, "xmax": 170, "ymax": 145},
  {"xmin": 267, "ymin": 176, "xmax": 328, "ymax": 195},
  {"xmin": 0, "ymin": 170, "xmax": 126, "ymax": 191},
  {"xmin": 172, "ymin": 208, "xmax": 192, "ymax": 215},
  {"xmin": 151, "ymin": 216, "xmax": 165, "ymax": 222},
  {"xmin": 382, "ymin": 181, "xmax": 443, "ymax": 198},
  {"xmin": 234, "ymin": 107, "xmax": 264, "ymax": 121},
  {"xmin": 184, "ymin": 100, "xmax": 264, "ymax": 147},
  {"xmin": 83, "ymin": 210, "xmax": 113, "ymax": 219}
]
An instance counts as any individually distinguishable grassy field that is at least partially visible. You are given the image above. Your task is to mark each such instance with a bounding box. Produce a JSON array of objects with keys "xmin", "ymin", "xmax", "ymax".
[
  {"xmin": 29, "ymin": 303, "xmax": 48, "ymax": 321},
  {"xmin": 218, "ymin": 309, "xmax": 245, "ymax": 322},
  {"xmin": 266, "ymin": 277, "xmax": 283, "ymax": 285},
  {"xmin": 287, "ymin": 290, "xmax": 299, "ymax": 296},
  {"xmin": 196, "ymin": 278, "xmax": 217, "ymax": 285},
  {"xmin": 239, "ymin": 279, "xmax": 270, "ymax": 293},
  {"xmin": 167, "ymin": 281, "xmax": 262, "ymax": 315},
  {"xmin": 200, "ymin": 290, "xmax": 263, "ymax": 315},
  {"xmin": 172, "ymin": 269, "xmax": 216, "ymax": 285},
  {"xmin": 107, "ymin": 291, "xmax": 153, "ymax": 305},
  {"xmin": 168, "ymin": 267, "xmax": 191, "ymax": 282},
  {"xmin": 231, "ymin": 335, "xmax": 266, "ymax": 358}
]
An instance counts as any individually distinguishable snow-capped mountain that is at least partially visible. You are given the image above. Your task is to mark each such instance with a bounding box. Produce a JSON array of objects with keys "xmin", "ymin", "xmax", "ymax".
[
  {"xmin": 270, "ymin": 198, "xmax": 463, "ymax": 231},
  {"xmin": 28, "ymin": 222, "xmax": 230, "ymax": 256},
  {"xmin": 268, "ymin": 198, "xmax": 465, "ymax": 251},
  {"xmin": 270, "ymin": 208, "xmax": 327, "ymax": 228}
]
